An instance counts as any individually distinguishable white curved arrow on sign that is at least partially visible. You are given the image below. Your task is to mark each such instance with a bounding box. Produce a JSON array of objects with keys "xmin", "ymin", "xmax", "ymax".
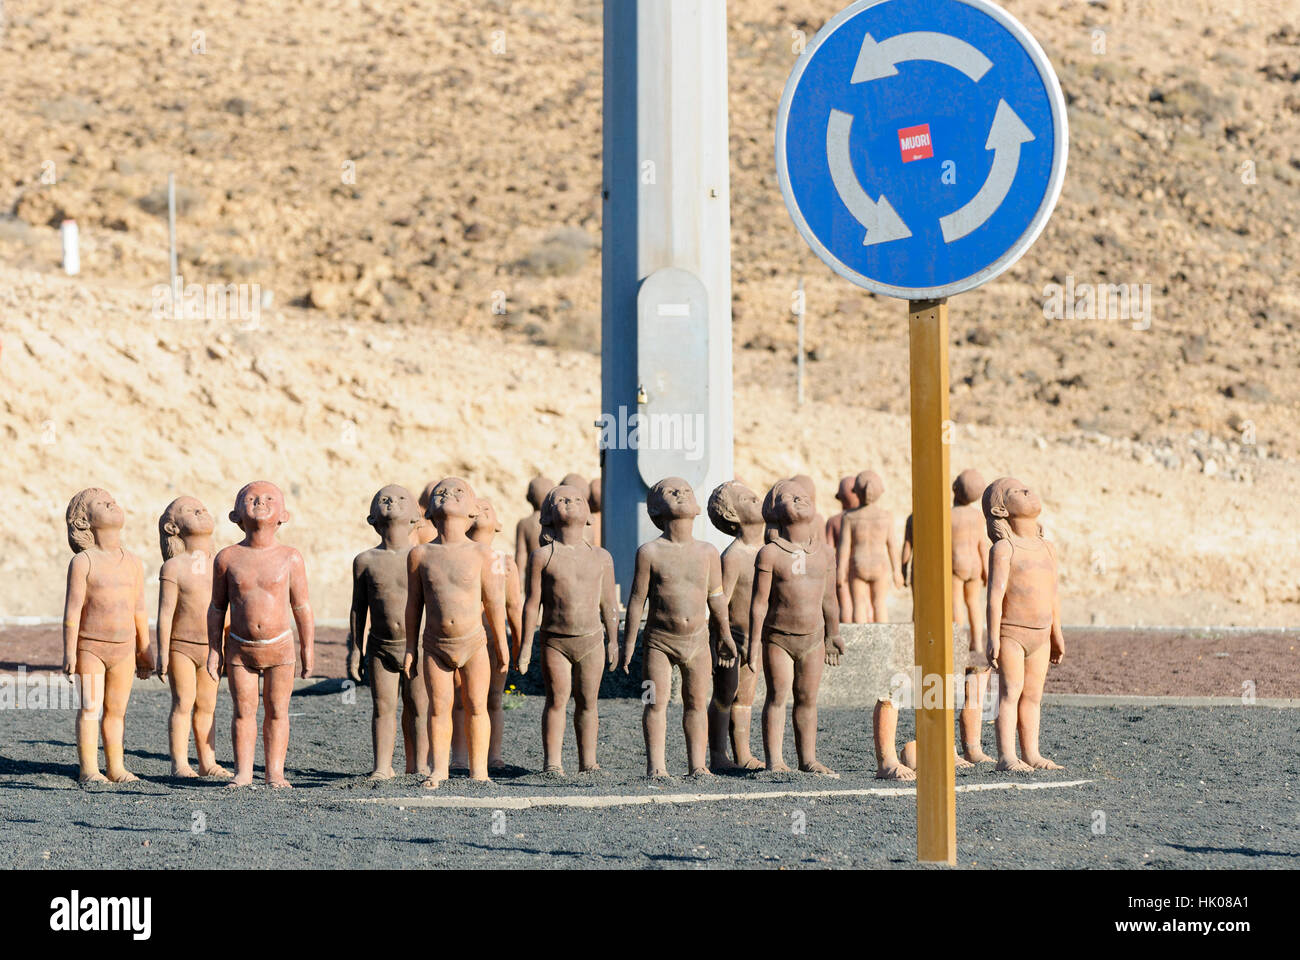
[
  {"xmin": 851, "ymin": 31, "xmax": 993, "ymax": 84},
  {"xmin": 826, "ymin": 109, "xmax": 912, "ymax": 246},
  {"xmin": 939, "ymin": 99, "xmax": 1034, "ymax": 243}
]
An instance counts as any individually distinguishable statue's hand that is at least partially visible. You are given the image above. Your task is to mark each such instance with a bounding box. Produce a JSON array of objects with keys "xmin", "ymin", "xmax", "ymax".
[
  {"xmin": 718, "ymin": 635, "xmax": 738, "ymax": 668},
  {"xmin": 824, "ymin": 635, "xmax": 844, "ymax": 667}
]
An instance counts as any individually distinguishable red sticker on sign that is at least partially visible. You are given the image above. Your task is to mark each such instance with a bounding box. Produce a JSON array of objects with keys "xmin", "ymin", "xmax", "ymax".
[{"xmin": 898, "ymin": 124, "xmax": 934, "ymax": 163}]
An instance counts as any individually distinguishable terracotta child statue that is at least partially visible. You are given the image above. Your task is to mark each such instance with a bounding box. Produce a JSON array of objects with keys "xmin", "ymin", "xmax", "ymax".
[
  {"xmin": 412, "ymin": 481, "xmax": 440, "ymax": 546},
  {"xmin": 350, "ymin": 485, "xmax": 428, "ymax": 779},
  {"xmin": 588, "ymin": 476, "xmax": 603, "ymax": 547},
  {"xmin": 898, "ymin": 468, "xmax": 992, "ymax": 768},
  {"xmin": 518, "ymin": 484, "xmax": 619, "ymax": 774},
  {"xmin": 836, "ymin": 470, "xmax": 903, "ymax": 623},
  {"xmin": 347, "ymin": 482, "xmax": 434, "ymax": 680},
  {"xmin": 514, "ymin": 475, "xmax": 554, "ymax": 589},
  {"xmin": 157, "ymin": 497, "xmax": 230, "ymax": 779},
  {"xmin": 451, "ymin": 497, "xmax": 523, "ymax": 771},
  {"xmin": 403, "ymin": 478, "xmax": 509, "ymax": 787},
  {"xmin": 559, "ymin": 473, "xmax": 596, "ymax": 546},
  {"xmin": 790, "ymin": 474, "xmax": 827, "ymax": 543},
  {"xmin": 620, "ymin": 477, "xmax": 736, "ymax": 777},
  {"xmin": 983, "ymin": 477, "xmax": 1064, "ymax": 772},
  {"xmin": 826, "ymin": 476, "xmax": 860, "ymax": 620},
  {"xmin": 706, "ymin": 480, "xmax": 766, "ymax": 770},
  {"xmin": 63, "ymin": 488, "xmax": 155, "ymax": 783},
  {"xmin": 206, "ymin": 481, "xmax": 315, "ymax": 788},
  {"xmin": 950, "ymin": 469, "xmax": 994, "ymax": 762},
  {"xmin": 748, "ymin": 479, "xmax": 843, "ymax": 775}
]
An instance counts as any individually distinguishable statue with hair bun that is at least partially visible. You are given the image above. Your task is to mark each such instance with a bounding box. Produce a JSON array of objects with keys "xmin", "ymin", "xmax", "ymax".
[
  {"xmin": 982, "ymin": 477, "xmax": 1064, "ymax": 772},
  {"xmin": 63, "ymin": 488, "xmax": 154, "ymax": 783},
  {"xmin": 157, "ymin": 496, "xmax": 230, "ymax": 779}
]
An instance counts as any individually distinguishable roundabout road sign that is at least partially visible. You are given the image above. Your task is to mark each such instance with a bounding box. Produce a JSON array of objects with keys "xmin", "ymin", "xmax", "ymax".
[{"xmin": 776, "ymin": 0, "xmax": 1069, "ymax": 300}]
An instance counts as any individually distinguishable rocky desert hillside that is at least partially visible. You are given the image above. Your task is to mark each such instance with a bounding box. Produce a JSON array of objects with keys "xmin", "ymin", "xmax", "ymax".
[{"xmin": 1, "ymin": 0, "xmax": 1297, "ymax": 624}]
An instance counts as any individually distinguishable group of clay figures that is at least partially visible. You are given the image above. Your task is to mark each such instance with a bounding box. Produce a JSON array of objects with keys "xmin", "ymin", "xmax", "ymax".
[{"xmin": 60, "ymin": 468, "xmax": 1061, "ymax": 788}]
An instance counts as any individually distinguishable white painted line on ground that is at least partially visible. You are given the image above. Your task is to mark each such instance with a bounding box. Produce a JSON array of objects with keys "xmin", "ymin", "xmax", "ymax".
[
  {"xmin": 1045, "ymin": 693, "xmax": 1300, "ymax": 708},
  {"xmin": 326, "ymin": 779, "xmax": 1094, "ymax": 810}
]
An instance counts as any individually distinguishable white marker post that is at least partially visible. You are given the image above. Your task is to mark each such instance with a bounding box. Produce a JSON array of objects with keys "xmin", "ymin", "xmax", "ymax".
[
  {"xmin": 167, "ymin": 173, "xmax": 178, "ymax": 285},
  {"xmin": 60, "ymin": 219, "xmax": 79, "ymax": 276}
]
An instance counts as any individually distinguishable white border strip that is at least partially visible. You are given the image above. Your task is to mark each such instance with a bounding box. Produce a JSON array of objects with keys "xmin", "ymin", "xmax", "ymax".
[{"xmin": 330, "ymin": 779, "xmax": 1093, "ymax": 810}]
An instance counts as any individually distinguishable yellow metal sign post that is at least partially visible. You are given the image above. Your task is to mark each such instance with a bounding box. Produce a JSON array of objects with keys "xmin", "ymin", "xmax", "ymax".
[
  {"xmin": 774, "ymin": 0, "xmax": 1068, "ymax": 868},
  {"xmin": 908, "ymin": 297, "xmax": 956, "ymax": 865}
]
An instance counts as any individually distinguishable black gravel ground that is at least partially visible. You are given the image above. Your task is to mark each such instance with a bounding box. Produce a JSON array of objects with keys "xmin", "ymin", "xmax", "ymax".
[{"xmin": 2, "ymin": 682, "xmax": 1297, "ymax": 869}]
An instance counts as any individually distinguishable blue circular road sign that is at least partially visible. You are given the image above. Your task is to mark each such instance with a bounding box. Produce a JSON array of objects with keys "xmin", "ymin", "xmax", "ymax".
[{"xmin": 776, "ymin": 0, "xmax": 1068, "ymax": 300}]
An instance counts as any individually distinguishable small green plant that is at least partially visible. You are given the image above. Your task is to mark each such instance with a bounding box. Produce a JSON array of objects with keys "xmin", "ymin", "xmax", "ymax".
[{"xmin": 502, "ymin": 684, "xmax": 526, "ymax": 711}]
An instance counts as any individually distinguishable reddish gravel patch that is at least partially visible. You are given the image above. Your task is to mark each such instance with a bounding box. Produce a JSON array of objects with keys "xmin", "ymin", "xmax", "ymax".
[
  {"xmin": 1044, "ymin": 627, "xmax": 1299, "ymax": 699},
  {"xmin": 0, "ymin": 625, "xmax": 350, "ymax": 680},
  {"xmin": 3, "ymin": 625, "xmax": 1296, "ymax": 698}
]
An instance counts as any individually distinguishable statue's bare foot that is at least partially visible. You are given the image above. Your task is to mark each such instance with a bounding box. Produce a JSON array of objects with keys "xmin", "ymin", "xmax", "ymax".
[
  {"xmin": 737, "ymin": 755, "xmax": 765, "ymax": 771},
  {"xmin": 367, "ymin": 767, "xmax": 395, "ymax": 781},
  {"xmin": 710, "ymin": 753, "xmax": 742, "ymax": 772},
  {"xmin": 172, "ymin": 764, "xmax": 199, "ymax": 778},
  {"xmin": 421, "ymin": 775, "xmax": 442, "ymax": 790},
  {"xmin": 578, "ymin": 763, "xmax": 601, "ymax": 773},
  {"xmin": 995, "ymin": 757, "xmax": 1034, "ymax": 773},
  {"xmin": 688, "ymin": 767, "xmax": 713, "ymax": 778},
  {"xmin": 955, "ymin": 754, "xmax": 975, "ymax": 769},
  {"xmin": 647, "ymin": 767, "xmax": 672, "ymax": 779},
  {"xmin": 875, "ymin": 760, "xmax": 916, "ymax": 781},
  {"xmin": 267, "ymin": 775, "xmax": 292, "ymax": 789},
  {"xmin": 963, "ymin": 746, "xmax": 995, "ymax": 763},
  {"xmin": 467, "ymin": 773, "xmax": 493, "ymax": 783},
  {"xmin": 79, "ymin": 771, "xmax": 109, "ymax": 784},
  {"xmin": 227, "ymin": 773, "xmax": 254, "ymax": 788},
  {"xmin": 1025, "ymin": 755, "xmax": 1063, "ymax": 770},
  {"xmin": 487, "ymin": 757, "xmax": 506, "ymax": 771},
  {"xmin": 767, "ymin": 760, "xmax": 793, "ymax": 773},
  {"xmin": 199, "ymin": 763, "xmax": 233, "ymax": 778},
  {"xmin": 542, "ymin": 764, "xmax": 566, "ymax": 778},
  {"xmin": 107, "ymin": 769, "xmax": 138, "ymax": 784},
  {"xmin": 799, "ymin": 760, "xmax": 839, "ymax": 778},
  {"xmin": 416, "ymin": 765, "xmax": 431, "ymax": 777}
]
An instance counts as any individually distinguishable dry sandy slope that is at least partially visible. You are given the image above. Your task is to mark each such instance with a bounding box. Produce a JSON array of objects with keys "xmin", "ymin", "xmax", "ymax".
[
  {"xmin": 0, "ymin": 0, "xmax": 1297, "ymax": 623},
  {"xmin": 1, "ymin": 264, "xmax": 1296, "ymax": 625},
  {"xmin": 1, "ymin": 0, "xmax": 1298, "ymax": 456}
]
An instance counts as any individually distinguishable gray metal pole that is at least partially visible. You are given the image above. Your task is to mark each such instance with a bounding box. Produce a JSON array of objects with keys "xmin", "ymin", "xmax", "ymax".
[
  {"xmin": 167, "ymin": 172, "xmax": 178, "ymax": 284},
  {"xmin": 601, "ymin": 0, "xmax": 736, "ymax": 603},
  {"xmin": 797, "ymin": 277, "xmax": 806, "ymax": 406}
]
